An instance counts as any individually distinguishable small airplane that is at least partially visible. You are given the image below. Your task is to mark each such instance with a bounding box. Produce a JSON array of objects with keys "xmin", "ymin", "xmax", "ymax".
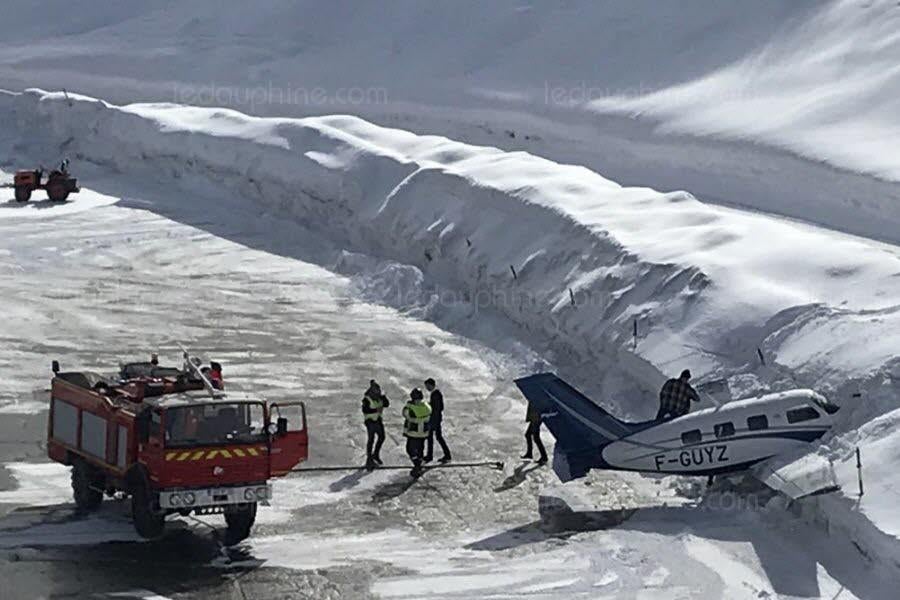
[{"xmin": 514, "ymin": 373, "xmax": 842, "ymax": 499}]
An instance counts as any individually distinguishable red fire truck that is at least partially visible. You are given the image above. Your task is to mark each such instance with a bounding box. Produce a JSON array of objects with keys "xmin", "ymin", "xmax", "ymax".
[{"xmin": 46, "ymin": 353, "xmax": 308, "ymax": 544}]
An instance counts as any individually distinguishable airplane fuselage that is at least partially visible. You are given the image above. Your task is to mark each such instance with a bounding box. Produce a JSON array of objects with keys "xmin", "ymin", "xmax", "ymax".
[{"xmin": 598, "ymin": 389, "xmax": 836, "ymax": 476}]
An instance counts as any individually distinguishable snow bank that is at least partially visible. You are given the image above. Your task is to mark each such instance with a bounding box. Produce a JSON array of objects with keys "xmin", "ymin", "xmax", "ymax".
[
  {"xmin": 4, "ymin": 88, "xmax": 899, "ymax": 414},
  {"xmin": 823, "ymin": 408, "xmax": 900, "ymax": 544},
  {"xmin": 0, "ymin": 462, "xmax": 71, "ymax": 506},
  {"xmin": 593, "ymin": 0, "xmax": 900, "ymax": 182}
]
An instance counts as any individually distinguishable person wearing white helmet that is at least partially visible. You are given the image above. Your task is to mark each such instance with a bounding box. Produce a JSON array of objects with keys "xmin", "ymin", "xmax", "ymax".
[{"xmin": 402, "ymin": 387, "xmax": 431, "ymax": 478}]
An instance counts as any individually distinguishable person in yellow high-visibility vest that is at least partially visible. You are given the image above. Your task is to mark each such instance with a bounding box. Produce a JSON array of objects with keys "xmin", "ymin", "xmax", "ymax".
[
  {"xmin": 362, "ymin": 380, "xmax": 390, "ymax": 470},
  {"xmin": 402, "ymin": 388, "xmax": 432, "ymax": 478}
]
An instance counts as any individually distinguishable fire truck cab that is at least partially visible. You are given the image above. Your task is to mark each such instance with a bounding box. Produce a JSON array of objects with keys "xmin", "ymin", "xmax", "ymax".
[{"xmin": 46, "ymin": 355, "xmax": 308, "ymax": 544}]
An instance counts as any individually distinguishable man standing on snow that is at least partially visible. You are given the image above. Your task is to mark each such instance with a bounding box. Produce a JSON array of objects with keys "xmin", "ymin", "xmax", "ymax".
[
  {"xmin": 521, "ymin": 401, "xmax": 548, "ymax": 464},
  {"xmin": 656, "ymin": 369, "xmax": 701, "ymax": 420},
  {"xmin": 362, "ymin": 380, "xmax": 390, "ymax": 470},
  {"xmin": 423, "ymin": 378, "xmax": 451, "ymax": 464},
  {"xmin": 402, "ymin": 387, "xmax": 432, "ymax": 478}
]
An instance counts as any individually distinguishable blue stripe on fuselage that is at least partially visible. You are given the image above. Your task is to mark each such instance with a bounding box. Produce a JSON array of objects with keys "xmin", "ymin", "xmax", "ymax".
[
  {"xmin": 619, "ymin": 427, "xmax": 830, "ymax": 463},
  {"xmin": 573, "ymin": 430, "xmax": 829, "ymax": 479}
]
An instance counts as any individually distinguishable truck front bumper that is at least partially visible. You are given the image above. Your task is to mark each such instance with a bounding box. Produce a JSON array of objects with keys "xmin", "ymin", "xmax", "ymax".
[{"xmin": 159, "ymin": 483, "xmax": 272, "ymax": 509}]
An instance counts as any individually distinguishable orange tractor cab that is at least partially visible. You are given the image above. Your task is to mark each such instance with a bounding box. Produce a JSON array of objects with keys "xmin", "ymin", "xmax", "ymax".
[
  {"xmin": 46, "ymin": 352, "xmax": 309, "ymax": 544},
  {"xmin": 14, "ymin": 160, "xmax": 79, "ymax": 202}
]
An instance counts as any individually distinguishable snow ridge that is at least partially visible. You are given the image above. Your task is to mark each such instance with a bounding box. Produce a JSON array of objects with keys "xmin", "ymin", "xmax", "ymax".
[{"xmin": 5, "ymin": 89, "xmax": 900, "ymax": 419}]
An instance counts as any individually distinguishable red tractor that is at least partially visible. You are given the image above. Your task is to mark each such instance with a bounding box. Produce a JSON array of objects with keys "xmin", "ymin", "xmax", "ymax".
[
  {"xmin": 13, "ymin": 160, "xmax": 79, "ymax": 202},
  {"xmin": 46, "ymin": 352, "xmax": 309, "ymax": 544}
]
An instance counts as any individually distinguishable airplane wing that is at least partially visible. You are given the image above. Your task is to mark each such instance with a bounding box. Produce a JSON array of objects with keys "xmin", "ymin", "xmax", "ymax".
[{"xmin": 749, "ymin": 450, "xmax": 840, "ymax": 500}]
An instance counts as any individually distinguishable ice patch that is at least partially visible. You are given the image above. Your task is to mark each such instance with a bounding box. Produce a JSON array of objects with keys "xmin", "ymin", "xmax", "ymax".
[
  {"xmin": 0, "ymin": 399, "xmax": 47, "ymax": 414},
  {"xmin": 519, "ymin": 576, "xmax": 582, "ymax": 593},
  {"xmin": 108, "ymin": 591, "xmax": 174, "ymax": 600},
  {"xmin": 0, "ymin": 462, "xmax": 72, "ymax": 506},
  {"xmin": 0, "ymin": 512, "xmax": 144, "ymax": 548},
  {"xmin": 593, "ymin": 571, "xmax": 619, "ymax": 587},
  {"xmin": 249, "ymin": 471, "xmax": 401, "ymax": 525},
  {"xmin": 248, "ymin": 529, "xmax": 593, "ymax": 598}
]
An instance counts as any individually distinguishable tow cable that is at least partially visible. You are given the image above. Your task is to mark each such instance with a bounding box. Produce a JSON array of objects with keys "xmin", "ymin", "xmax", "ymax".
[{"xmin": 290, "ymin": 460, "xmax": 504, "ymax": 473}]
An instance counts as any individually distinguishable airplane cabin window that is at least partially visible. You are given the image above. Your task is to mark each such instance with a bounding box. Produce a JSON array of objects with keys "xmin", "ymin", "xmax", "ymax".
[
  {"xmin": 747, "ymin": 415, "xmax": 768, "ymax": 431},
  {"xmin": 714, "ymin": 422, "xmax": 735, "ymax": 438},
  {"xmin": 681, "ymin": 429, "xmax": 702, "ymax": 445},
  {"xmin": 786, "ymin": 406, "xmax": 820, "ymax": 424}
]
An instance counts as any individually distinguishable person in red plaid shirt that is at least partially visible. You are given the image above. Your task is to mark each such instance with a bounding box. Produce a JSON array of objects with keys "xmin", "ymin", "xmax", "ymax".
[{"xmin": 656, "ymin": 369, "xmax": 701, "ymax": 420}]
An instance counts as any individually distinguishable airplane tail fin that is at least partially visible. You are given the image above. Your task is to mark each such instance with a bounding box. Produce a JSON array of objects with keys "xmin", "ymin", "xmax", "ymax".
[{"xmin": 514, "ymin": 373, "xmax": 633, "ymax": 481}]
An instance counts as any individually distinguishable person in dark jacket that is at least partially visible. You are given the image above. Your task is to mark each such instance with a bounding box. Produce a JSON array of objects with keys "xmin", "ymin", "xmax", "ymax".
[
  {"xmin": 423, "ymin": 378, "xmax": 451, "ymax": 464},
  {"xmin": 362, "ymin": 379, "xmax": 390, "ymax": 470},
  {"xmin": 656, "ymin": 369, "xmax": 701, "ymax": 420},
  {"xmin": 208, "ymin": 361, "xmax": 224, "ymax": 390},
  {"xmin": 522, "ymin": 402, "xmax": 548, "ymax": 464}
]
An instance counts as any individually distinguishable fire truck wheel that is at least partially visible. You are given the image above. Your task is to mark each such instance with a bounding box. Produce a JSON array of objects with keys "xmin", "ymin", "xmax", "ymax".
[
  {"xmin": 71, "ymin": 459, "xmax": 103, "ymax": 511},
  {"xmin": 224, "ymin": 502, "xmax": 257, "ymax": 545},
  {"xmin": 131, "ymin": 480, "xmax": 165, "ymax": 539}
]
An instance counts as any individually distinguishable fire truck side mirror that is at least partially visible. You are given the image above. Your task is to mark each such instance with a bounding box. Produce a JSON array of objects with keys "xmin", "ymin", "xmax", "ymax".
[
  {"xmin": 52, "ymin": 360, "xmax": 60, "ymax": 374},
  {"xmin": 137, "ymin": 412, "xmax": 151, "ymax": 443},
  {"xmin": 276, "ymin": 417, "xmax": 288, "ymax": 436}
]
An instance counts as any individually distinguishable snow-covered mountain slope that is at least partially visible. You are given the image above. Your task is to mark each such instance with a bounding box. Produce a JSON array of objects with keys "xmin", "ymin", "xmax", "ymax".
[
  {"xmin": 594, "ymin": 0, "xmax": 900, "ymax": 182},
  {"xmin": 0, "ymin": 0, "xmax": 813, "ymax": 103},
  {"xmin": 1, "ymin": 0, "xmax": 894, "ymax": 185}
]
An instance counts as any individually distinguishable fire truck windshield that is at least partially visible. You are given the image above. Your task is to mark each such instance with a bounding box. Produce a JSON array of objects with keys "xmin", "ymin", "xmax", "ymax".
[{"xmin": 165, "ymin": 402, "xmax": 266, "ymax": 447}]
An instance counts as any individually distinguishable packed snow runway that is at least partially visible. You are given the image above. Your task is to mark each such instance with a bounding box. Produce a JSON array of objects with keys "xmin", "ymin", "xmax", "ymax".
[{"xmin": 0, "ymin": 171, "xmax": 895, "ymax": 599}]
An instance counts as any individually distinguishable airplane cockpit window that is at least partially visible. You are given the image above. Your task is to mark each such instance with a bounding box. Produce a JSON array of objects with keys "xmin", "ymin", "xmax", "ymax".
[
  {"xmin": 813, "ymin": 396, "xmax": 840, "ymax": 415},
  {"xmin": 747, "ymin": 415, "xmax": 768, "ymax": 430},
  {"xmin": 786, "ymin": 406, "xmax": 820, "ymax": 423},
  {"xmin": 714, "ymin": 422, "xmax": 735, "ymax": 438},
  {"xmin": 681, "ymin": 429, "xmax": 702, "ymax": 445}
]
